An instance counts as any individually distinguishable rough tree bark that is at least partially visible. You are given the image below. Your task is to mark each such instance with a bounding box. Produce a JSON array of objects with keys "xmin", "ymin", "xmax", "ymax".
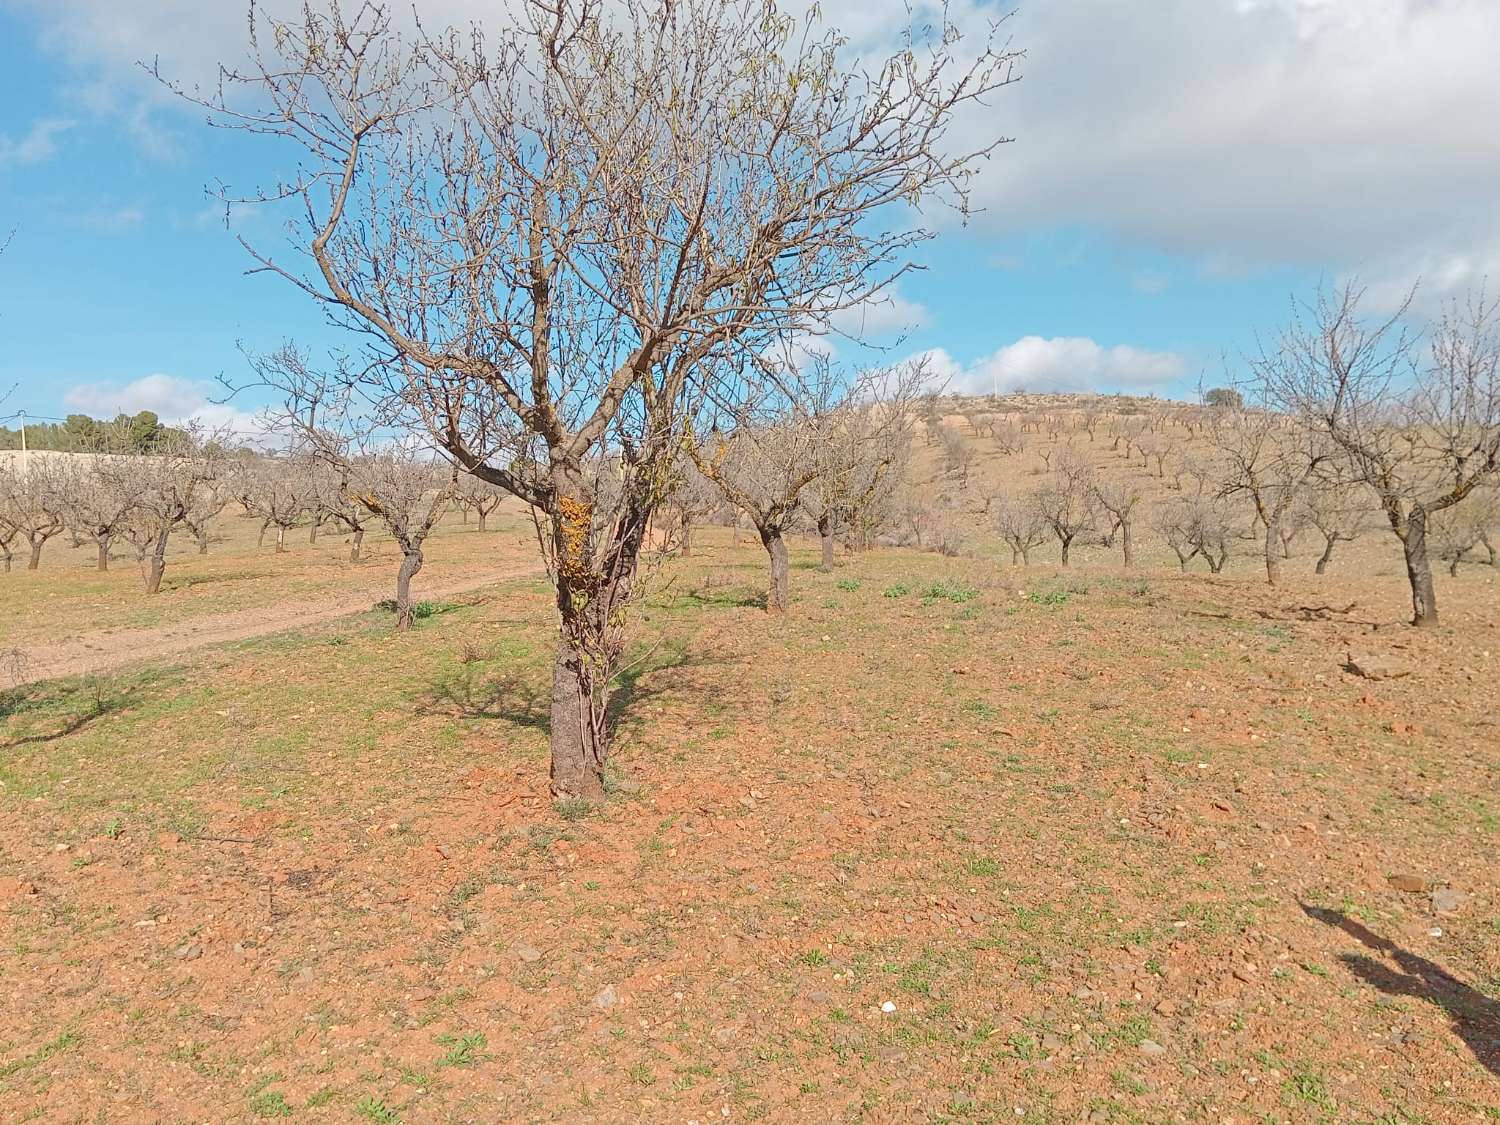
[
  {"xmin": 393, "ymin": 547, "xmax": 423, "ymax": 631},
  {"xmin": 761, "ymin": 525, "xmax": 790, "ymax": 613}
]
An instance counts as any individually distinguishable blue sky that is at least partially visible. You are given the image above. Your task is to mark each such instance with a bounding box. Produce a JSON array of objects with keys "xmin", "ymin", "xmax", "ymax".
[{"xmin": 2, "ymin": 0, "xmax": 1496, "ymax": 436}]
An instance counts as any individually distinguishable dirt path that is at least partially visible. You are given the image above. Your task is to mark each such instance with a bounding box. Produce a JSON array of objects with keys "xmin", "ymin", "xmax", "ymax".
[{"xmin": 10, "ymin": 563, "xmax": 544, "ymax": 685}]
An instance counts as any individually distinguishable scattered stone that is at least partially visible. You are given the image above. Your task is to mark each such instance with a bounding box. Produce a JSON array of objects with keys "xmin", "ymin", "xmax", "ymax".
[
  {"xmin": 613, "ymin": 779, "xmax": 643, "ymax": 795},
  {"xmin": 1154, "ymin": 998, "xmax": 1179, "ymax": 1017},
  {"xmin": 514, "ymin": 943, "xmax": 543, "ymax": 963},
  {"xmin": 1431, "ymin": 887, "xmax": 1468, "ymax": 915},
  {"xmin": 1343, "ymin": 653, "xmax": 1411, "ymax": 681},
  {"xmin": 1387, "ymin": 873, "xmax": 1429, "ymax": 894},
  {"xmin": 175, "ymin": 943, "xmax": 203, "ymax": 961},
  {"xmin": 14, "ymin": 880, "xmax": 38, "ymax": 897},
  {"xmin": 592, "ymin": 985, "xmax": 618, "ymax": 1011},
  {"xmin": 875, "ymin": 1045, "xmax": 906, "ymax": 1062},
  {"xmin": 880, "ymin": 1000, "xmax": 897, "ymax": 1013},
  {"xmin": 1138, "ymin": 1039, "xmax": 1167, "ymax": 1058},
  {"xmin": 806, "ymin": 991, "xmax": 833, "ymax": 1005},
  {"xmin": 1231, "ymin": 965, "xmax": 1256, "ymax": 984},
  {"xmin": 711, "ymin": 1026, "xmax": 737, "ymax": 1046},
  {"xmin": 949, "ymin": 1091, "xmax": 974, "ymax": 1108}
]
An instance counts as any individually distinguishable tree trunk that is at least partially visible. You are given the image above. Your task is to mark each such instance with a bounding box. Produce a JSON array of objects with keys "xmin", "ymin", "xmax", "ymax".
[
  {"xmin": 1120, "ymin": 520, "xmax": 1134, "ymax": 568},
  {"xmin": 1263, "ymin": 517, "xmax": 1282, "ymax": 586},
  {"xmin": 308, "ymin": 518, "xmax": 319, "ymax": 544},
  {"xmin": 1315, "ymin": 536, "xmax": 1335, "ymax": 575},
  {"xmin": 1449, "ymin": 557, "xmax": 1460, "ymax": 577},
  {"xmin": 258, "ymin": 523, "xmax": 268, "ymax": 548},
  {"xmin": 145, "ymin": 529, "xmax": 170, "ymax": 594},
  {"xmin": 761, "ymin": 525, "xmax": 790, "ymax": 613},
  {"xmin": 1059, "ymin": 536, "xmax": 1072, "ymax": 566},
  {"xmin": 196, "ymin": 528, "xmax": 210, "ymax": 555},
  {"xmin": 549, "ymin": 633, "xmax": 607, "ymax": 802},
  {"xmin": 350, "ymin": 528, "xmax": 365, "ymax": 563},
  {"xmin": 818, "ymin": 514, "xmax": 834, "ymax": 572},
  {"xmin": 680, "ymin": 518, "xmax": 693, "ymax": 558},
  {"xmin": 27, "ymin": 539, "xmax": 43, "ymax": 571},
  {"xmin": 1402, "ymin": 512, "xmax": 1438, "ymax": 627},
  {"xmin": 275, "ymin": 526, "xmax": 286, "ymax": 553},
  {"xmin": 96, "ymin": 537, "xmax": 110, "ymax": 572},
  {"xmin": 394, "ymin": 547, "xmax": 423, "ymax": 631},
  {"xmin": 477, "ymin": 509, "xmax": 488, "ymax": 532}
]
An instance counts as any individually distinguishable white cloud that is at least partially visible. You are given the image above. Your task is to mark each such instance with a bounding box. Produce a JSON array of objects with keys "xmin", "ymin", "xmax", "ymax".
[
  {"xmin": 0, "ymin": 117, "xmax": 74, "ymax": 167},
  {"xmin": 64, "ymin": 374, "xmax": 269, "ymax": 436},
  {"xmin": 960, "ymin": 0, "xmax": 1500, "ymax": 303},
  {"xmin": 9, "ymin": 0, "xmax": 1499, "ymax": 305},
  {"xmin": 917, "ymin": 337, "xmax": 1187, "ymax": 397}
]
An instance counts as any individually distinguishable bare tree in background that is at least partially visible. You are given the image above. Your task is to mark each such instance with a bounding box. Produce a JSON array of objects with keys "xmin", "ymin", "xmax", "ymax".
[
  {"xmin": 234, "ymin": 460, "xmax": 308, "ymax": 552},
  {"xmin": 0, "ymin": 459, "xmax": 68, "ymax": 570},
  {"xmin": 1151, "ymin": 498, "xmax": 1200, "ymax": 572},
  {"xmin": 346, "ymin": 453, "xmax": 459, "ymax": 629},
  {"xmin": 454, "ymin": 473, "xmax": 507, "ymax": 533},
  {"xmin": 939, "ymin": 424, "xmax": 976, "ymax": 487},
  {"xmin": 802, "ymin": 361, "xmax": 924, "ymax": 570},
  {"xmin": 173, "ymin": 0, "xmax": 1017, "ymax": 800},
  {"xmin": 695, "ymin": 401, "xmax": 826, "ymax": 612},
  {"xmin": 107, "ymin": 432, "xmax": 226, "ymax": 593},
  {"xmin": 1209, "ymin": 405, "xmax": 1321, "ymax": 585},
  {"xmin": 1257, "ymin": 282, "xmax": 1500, "ymax": 625},
  {"xmin": 1303, "ymin": 484, "xmax": 1368, "ymax": 575},
  {"xmin": 993, "ymin": 494, "xmax": 1048, "ymax": 565},
  {"xmin": 61, "ymin": 459, "xmax": 136, "ymax": 571},
  {"xmin": 663, "ymin": 455, "xmax": 721, "ymax": 559},
  {"xmin": 1031, "ymin": 450, "xmax": 1097, "ymax": 566},
  {"xmin": 1092, "ymin": 475, "xmax": 1144, "ymax": 568}
]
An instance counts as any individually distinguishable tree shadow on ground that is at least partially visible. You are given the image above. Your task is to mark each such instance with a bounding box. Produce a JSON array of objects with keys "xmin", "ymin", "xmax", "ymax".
[
  {"xmin": 418, "ymin": 643, "xmax": 725, "ymax": 737},
  {"xmin": 0, "ymin": 676, "xmax": 144, "ymax": 747},
  {"xmin": 1301, "ymin": 903, "xmax": 1500, "ymax": 1078}
]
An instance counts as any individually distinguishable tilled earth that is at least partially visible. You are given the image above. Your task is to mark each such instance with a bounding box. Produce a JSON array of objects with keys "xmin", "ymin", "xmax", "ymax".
[{"xmin": 2, "ymin": 542, "xmax": 1497, "ymax": 1123}]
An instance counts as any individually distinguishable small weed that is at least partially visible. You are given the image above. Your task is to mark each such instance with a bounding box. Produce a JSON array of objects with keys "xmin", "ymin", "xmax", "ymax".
[
  {"xmin": 882, "ymin": 583, "xmax": 910, "ymax": 598},
  {"xmin": 555, "ymin": 798, "xmax": 597, "ymax": 823},
  {"xmin": 836, "ymin": 578, "xmax": 862, "ymax": 592},
  {"xmin": 1027, "ymin": 590, "xmax": 1068, "ymax": 606},
  {"xmin": 435, "ymin": 1031, "xmax": 490, "ymax": 1068},
  {"xmin": 248, "ymin": 1090, "xmax": 293, "ymax": 1118},
  {"xmin": 356, "ymin": 1096, "xmax": 400, "ymax": 1123},
  {"xmin": 922, "ymin": 579, "xmax": 977, "ymax": 604},
  {"xmin": 965, "ymin": 857, "xmax": 999, "ymax": 877}
]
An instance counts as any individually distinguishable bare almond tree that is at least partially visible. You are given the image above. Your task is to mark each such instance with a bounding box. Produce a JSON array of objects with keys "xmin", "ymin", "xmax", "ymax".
[
  {"xmin": 1092, "ymin": 475, "xmax": 1144, "ymax": 568},
  {"xmin": 0, "ymin": 458, "xmax": 68, "ymax": 570},
  {"xmin": 1031, "ymin": 449, "xmax": 1097, "ymax": 566},
  {"xmin": 939, "ymin": 424, "xmax": 976, "ymax": 487},
  {"xmin": 107, "ymin": 432, "xmax": 226, "ymax": 593},
  {"xmin": 234, "ymin": 459, "xmax": 308, "ymax": 553},
  {"xmin": 61, "ymin": 458, "xmax": 136, "ymax": 571},
  {"xmin": 993, "ymin": 493, "xmax": 1048, "ymax": 565},
  {"xmin": 1209, "ymin": 405, "xmax": 1321, "ymax": 585},
  {"xmin": 1151, "ymin": 498, "xmax": 1200, "ymax": 572},
  {"xmin": 1303, "ymin": 484, "xmax": 1367, "ymax": 575},
  {"xmin": 663, "ymin": 455, "xmax": 721, "ymax": 559},
  {"xmin": 1258, "ymin": 282, "xmax": 1500, "ymax": 624},
  {"xmin": 801, "ymin": 361, "xmax": 925, "ymax": 570},
  {"xmin": 344, "ymin": 452, "xmax": 458, "ymax": 629},
  {"xmin": 173, "ymin": 0, "xmax": 1017, "ymax": 800},
  {"xmin": 695, "ymin": 404, "xmax": 825, "ymax": 612},
  {"xmin": 454, "ymin": 473, "xmax": 507, "ymax": 533}
]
